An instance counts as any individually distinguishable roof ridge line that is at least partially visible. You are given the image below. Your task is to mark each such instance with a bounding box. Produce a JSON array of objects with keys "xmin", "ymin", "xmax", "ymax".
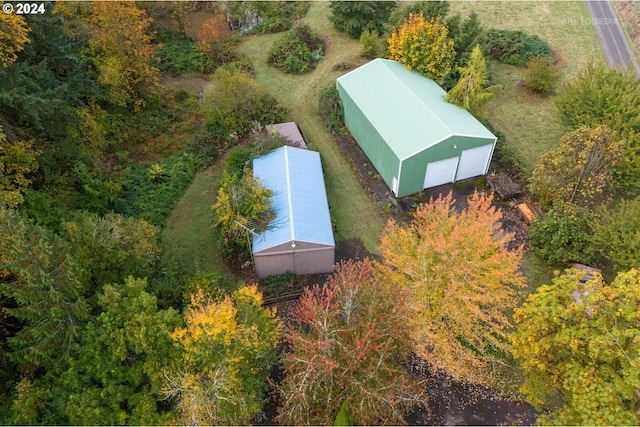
[
  {"xmin": 381, "ymin": 60, "xmax": 454, "ymax": 136},
  {"xmin": 283, "ymin": 146, "xmax": 296, "ymax": 243}
]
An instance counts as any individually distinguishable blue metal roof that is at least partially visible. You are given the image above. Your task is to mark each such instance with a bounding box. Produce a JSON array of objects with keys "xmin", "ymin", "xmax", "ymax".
[{"xmin": 252, "ymin": 146, "xmax": 335, "ymax": 253}]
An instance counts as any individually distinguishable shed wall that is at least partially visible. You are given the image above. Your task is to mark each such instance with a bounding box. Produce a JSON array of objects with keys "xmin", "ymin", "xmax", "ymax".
[
  {"xmin": 254, "ymin": 245, "xmax": 335, "ymax": 278},
  {"xmin": 338, "ymin": 83, "xmax": 400, "ymax": 192},
  {"xmin": 398, "ymin": 135, "xmax": 496, "ymax": 196}
]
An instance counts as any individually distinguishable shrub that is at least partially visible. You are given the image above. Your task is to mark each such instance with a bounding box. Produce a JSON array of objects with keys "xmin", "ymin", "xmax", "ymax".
[
  {"xmin": 262, "ymin": 271, "xmax": 297, "ymax": 297},
  {"xmin": 318, "ymin": 84, "xmax": 346, "ymax": 136},
  {"xmin": 268, "ymin": 25, "xmax": 325, "ymax": 74},
  {"xmin": 184, "ymin": 130, "xmax": 221, "ymax": 170},
  {"xmin": 359, "ymin": 29, "xmax": 380, "ymax": 58},
  {"xmin": 114, "ymin": 151, "xmax": 197, "ymax": 228},
  {"xmin": 203, "ymin": 67, "xmax": 287, "ymax": 137},
  {"xmin": 529, "ymin": 202, "xmax": 596, "ymax": 265},
  {"xmin": 591, "ymin": 196, "xmax": 640, "ymax": 272},
  {"xmin": 155, "ymin": 38, "xmax": 214, "ymax": 75},
  {"xmin": 481, "ymin": 29, "xmax": 554, "ymax": 67},
  {"xmin": 250, "ymin": 1, "xmax": 310, "ymax": 34},
  {"xmin": 524, "ymin": 55, "xmax": 561, "ymax": 93}
]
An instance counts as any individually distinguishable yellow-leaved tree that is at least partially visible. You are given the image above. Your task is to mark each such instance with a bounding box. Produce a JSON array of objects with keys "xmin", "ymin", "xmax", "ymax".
[
  {"xmin": 379, "ymin": 191, "xmax": 525, "ymax": 385},
  {"xmin": 89, "ymin": 1, "xmax": 159, "ymax": 108},
  {"xmin": 164, "ymin": 286, "xmax": 281, "ymax": 425},
  {"xmin": 388, "ymin": 12, "xmax": 455, "ymax": 84},
  {"xmin": 0, "ymin": 5, "xmax": 30, "ymax": 67},
  {"xmin": 0, "ymin": 126, "xmax": 39, "ymax": 208}
]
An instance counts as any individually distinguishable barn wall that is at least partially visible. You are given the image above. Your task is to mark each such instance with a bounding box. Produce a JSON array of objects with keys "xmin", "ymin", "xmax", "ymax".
[
  {"xmin": 398, "ymin": 135, "xmax": 496, "ymax": 196},
  {"xmin": 337, "ymin": 82, "xmax": 400, "ymax": 193}
]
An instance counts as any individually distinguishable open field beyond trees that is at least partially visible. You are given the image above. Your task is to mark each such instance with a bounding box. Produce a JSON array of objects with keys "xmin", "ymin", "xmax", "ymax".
[{"xmin": 451, "ymin": 1, "xmax": 605, "ymax": 170}]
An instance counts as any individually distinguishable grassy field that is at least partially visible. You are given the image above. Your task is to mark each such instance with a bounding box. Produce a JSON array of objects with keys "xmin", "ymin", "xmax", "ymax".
[
  {"xmin": 450, "ymin": 1, "xmax": 606, "ymax": 170},
  {"xmin": 160, "ymin": 163, "xmax": 231, "ymax": 276},
  {"xmin": 239, "ymin": 2, "xmax": 386, "ymax": 253}
]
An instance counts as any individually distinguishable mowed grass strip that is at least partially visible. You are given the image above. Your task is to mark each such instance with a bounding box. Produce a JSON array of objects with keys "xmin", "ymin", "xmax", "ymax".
[
  {"xmin": 450, "ymin": 1, "xmax": 606, "ymax": 170},
  {"xmin": 240, "ymin": 2, "xmax": 386, "ymax": 253},
  {"xmin": 160, "ymin": 163, "xmax": 231, "ymax": 276}
]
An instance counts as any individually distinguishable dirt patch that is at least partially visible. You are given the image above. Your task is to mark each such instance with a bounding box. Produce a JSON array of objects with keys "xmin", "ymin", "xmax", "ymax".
[
  {"xmin": 615, "ymin": 2, "xmax": 640, "ymax": 57},
  {"xmin": 331, "ymin": 127, "xmax": 535, "ymax": 250},
  {"xmin": 408, "ymin": 369, "xmax": 538, "ymax": 426},
  {"xmin": 159, "ymin": 76, "xmax": 212, "ymax": 94}
]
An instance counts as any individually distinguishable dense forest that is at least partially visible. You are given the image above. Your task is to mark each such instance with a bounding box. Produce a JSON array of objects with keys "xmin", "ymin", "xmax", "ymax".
[{"xmin": 1, "ymin": 1, "xmax": 639, "ymax": 425}]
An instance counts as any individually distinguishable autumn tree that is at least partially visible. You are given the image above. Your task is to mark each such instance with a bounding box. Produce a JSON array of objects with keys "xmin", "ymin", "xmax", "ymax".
[
  {"xmin": 329, "ymin": 1, "xmax": 397, "ymax": 38},
  {"xmin": 0, "ymin": 5, "xmax": 30, "ymax": 67},
  {"xmin": 512, "ymin": 268, "xmax": 640, "ymax": 425},
  {"xmin": 554, "ymin": 59, "xmax": 640, "ymax": 191},
  {"xmin": 0, "ymin": 126, "xmax": 39, "ymax": 208},
  {"xmin": 0, "ymin": 208, "xmax": 88, "ymax": 371},
  {"xmin": 379, "ymin": 191, "xmax": 525, "ymax": 385},
  {"xmin": 529, "ymin": 125, "xmax": 625, "ymax": 209},
  {"xmin": 89, "ymin": 1, "xmax": 159, "ymax": 108},
  {"xmin": 197, "ymin": 13, "xmax": 230, "ymax": 55},
  {"xmin": 61, "ymin": 277, "xmax": 182, "ymax": 425},
  {"xmin": 388, "ymin": 12, "xmax": 455, "ymax": 84},
  {"xmin": 446, "ymin": 45, "xmax": 499, "ymax": 118},
  {"xmin": 212, "ymin": 170, "xmax": 274, "ymax": 258},
  {"xmin": 277, "ymin": 260, "xmax": 426, "ymax": 425},
  {"xmin": 164, "ymin": 286, "xmax": 281, "ymax": 425},
  {"xmin": 591, "ymin": 196, "xmax": 640, "ymax": 272}
]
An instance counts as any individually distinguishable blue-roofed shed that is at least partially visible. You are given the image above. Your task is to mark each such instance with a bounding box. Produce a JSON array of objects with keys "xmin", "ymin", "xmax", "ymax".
[{"xmin": 252, "ymin": 146, "xmax": 335, "ymax": 278}]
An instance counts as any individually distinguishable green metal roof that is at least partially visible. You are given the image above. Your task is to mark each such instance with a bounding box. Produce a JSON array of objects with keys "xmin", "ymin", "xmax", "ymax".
[{"xmin": 336, "ymin": 58, "xmax": 496, "ymax": 160}]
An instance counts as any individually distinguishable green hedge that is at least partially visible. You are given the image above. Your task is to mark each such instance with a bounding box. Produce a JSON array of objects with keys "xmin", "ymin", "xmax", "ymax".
[{"xmin": 482, "ymin": 29, "xmax": 554, "ymax": 67}]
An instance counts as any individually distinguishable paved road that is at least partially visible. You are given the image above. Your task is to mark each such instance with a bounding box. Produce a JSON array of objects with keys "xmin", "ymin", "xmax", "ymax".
[{"xmin": 587, "ymin": 0, "xmax": 640, "ymax": 77}]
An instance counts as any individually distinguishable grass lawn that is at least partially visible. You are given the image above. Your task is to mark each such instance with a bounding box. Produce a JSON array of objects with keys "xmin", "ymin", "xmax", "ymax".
[
  {"xmin": 160, "ymin": 163, "xmax": 232, "ymax": 276},
  {"xmin": 239, "ymin": 2, "xmax": 386, "ymax": 253},
  {"xmin": 450, "ymin": 1, "xmax": 606, "ymax": 170}
]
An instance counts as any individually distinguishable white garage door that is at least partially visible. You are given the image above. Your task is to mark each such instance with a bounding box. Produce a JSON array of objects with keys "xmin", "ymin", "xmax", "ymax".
[
  {"xmin": 455, "ymin": 144, "xmax": 493, "ymax": 181},
  {"xmin": 424, "ymin": 157, "xmax": 459, "ymax": 189}
]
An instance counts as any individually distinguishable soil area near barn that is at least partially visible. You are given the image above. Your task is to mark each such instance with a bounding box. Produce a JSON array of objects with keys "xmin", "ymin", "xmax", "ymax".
[{"xmin": 332, "ymin": 128, "xmax": 534, "ymax": 251}]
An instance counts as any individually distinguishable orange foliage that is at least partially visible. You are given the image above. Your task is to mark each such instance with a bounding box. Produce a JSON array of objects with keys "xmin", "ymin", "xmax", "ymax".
[
  {"xmin": 379, "ymin": 191, "xmax": 525, "ymax": 385},
  {"xmin": 197, "ymin": 14, "xmax": 230, "ymax": 53}
]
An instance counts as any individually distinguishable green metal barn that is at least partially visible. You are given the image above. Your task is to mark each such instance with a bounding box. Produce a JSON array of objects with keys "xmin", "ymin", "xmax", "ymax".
[{"xmin": 336, "ymin": 58, "xmax": 497, "ymax": 197}]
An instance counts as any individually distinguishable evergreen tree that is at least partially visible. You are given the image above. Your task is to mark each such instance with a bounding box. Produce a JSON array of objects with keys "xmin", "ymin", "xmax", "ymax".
[
  {"xmin": 446, "ymin": 45, "xmax": 498, "ymax": 118},
  {"xmin": 61, "ymin": 277, "xmax": 182, "ymax": 425},
  {"xmin": 329, "ymin": 1, "xmax": 397, "ymax": 38},
  {"xmin": 0, "ymin": 208, "xmax": 88, "ymax": 371}
]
